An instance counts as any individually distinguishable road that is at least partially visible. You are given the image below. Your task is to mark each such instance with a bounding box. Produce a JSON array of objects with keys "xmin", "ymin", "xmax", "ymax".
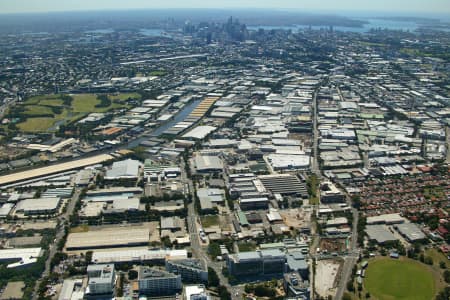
[
  {"xmin": 311, "ymin": 83, "xmax": 361, "ymax": 300},
  {"xmin": 32, "ymin": 189, "xmax": 81, "ymax": 300},
  {"xmin": 181, "ymin": 159, "xmax": 241, "ymax": 299},
  {"xmin": 310, "ymin": 83, "xmax": 321, "ymax": 300},
  {"xmin": 311, "ymin": 85, "xmax": 321, "ymax": 177},
  {"xmin": 334, "ymin": 195, "xmax": 359, "ymax": 300},
  {"xmin": 446, "ymin": 126, "xmax": 450, "ymax": 163}
]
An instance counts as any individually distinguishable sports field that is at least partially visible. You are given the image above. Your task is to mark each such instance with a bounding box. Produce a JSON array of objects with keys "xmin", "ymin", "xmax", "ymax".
[{"xmin": 365, "ymin": 258, "xmax": 435, "ymax": 300}]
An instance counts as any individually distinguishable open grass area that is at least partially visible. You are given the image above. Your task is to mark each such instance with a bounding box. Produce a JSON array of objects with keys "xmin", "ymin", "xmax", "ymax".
[
  {"xmin": 23, "ymin": 105, "xmax": 54, "ymax": 115},
  {"xmin": 308, "ymin": 174, "xmax": 320, "ymax": 205},
  {"xmin": 71, "ymin": 94, "xmax": 102, "ymax": 112},
  {"xmin": 238, "ymin": 241, "xmax": 257, "ymax": 252},
  {"xmin": 17, "ymin": 117, "xmax": 56, "ymax": 132},
  {"xmin": 69, "ymin": 225, "xmax": 89, "ymax": 233},
  {"xmin": 200, "ymin": 215, "xmax": 220, "ymax": 228},
  {"xmin": 13, "ymin": 93, "xmax": 140, "ymax": 132},
  {"xmin": 426, "ymin": 248, "xmax": 450, "ymax": 268},
  {"xmin": 38, "ymin": 99, "xmax": 64, "ymax": 107},
  {"xmin": 108, "ymin": 92, "xmax": 141, "ymax": 101},
  {"xmin": 24, "ymin": 94, "xmax": 62, "ymax": 105},
  {"xmin": 365, "ymin": 258, "xmax": 435, "ymax": 300},
  {"xmin": 149, "ymin": 70, "xmax": 167, "ymax": 76},
  {"xmin": 72, "ymin": 93, "xmax": 135, "ymax": 113}
]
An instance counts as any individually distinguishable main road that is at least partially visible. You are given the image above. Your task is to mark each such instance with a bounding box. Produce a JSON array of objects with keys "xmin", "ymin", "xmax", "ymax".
[
  {"xmin": 181, "ymin": 159, "xmax": 241, "ymax": 299},
  {"xmin": 32, "ymin": 188, "xmax": 81, "ymax": 300}
]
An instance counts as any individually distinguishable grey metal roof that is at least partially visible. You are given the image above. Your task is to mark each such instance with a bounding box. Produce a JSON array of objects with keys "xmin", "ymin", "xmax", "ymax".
[{"xmin": 365, "ymin": 225, "xmax": 397, "ymax": 244}]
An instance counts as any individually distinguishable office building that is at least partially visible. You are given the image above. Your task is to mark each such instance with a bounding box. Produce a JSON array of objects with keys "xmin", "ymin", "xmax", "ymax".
[
  {"xmin": 227, "ymin": 249, "xmax": 286, "ymax": 277},
  {"xmin": 166, "ymin": 259, "xmax": 208, "ymax": 283},
  {"xmin": 86, "ymin": 264, "xmax": 115, "ymax": 299},
  {"xmin": 138, "ymin": 266, "xmax": 182, "ymax": 296}
]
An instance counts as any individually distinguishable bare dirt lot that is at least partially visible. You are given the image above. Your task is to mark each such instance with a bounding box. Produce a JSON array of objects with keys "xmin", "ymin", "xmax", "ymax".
[
  {"xmin": 315, "ymin": 259, "xmax": 342, "ymax": 298},
  {"xmin": 319, "ymin": 238, "xmax": 347, "ymax": 253}
]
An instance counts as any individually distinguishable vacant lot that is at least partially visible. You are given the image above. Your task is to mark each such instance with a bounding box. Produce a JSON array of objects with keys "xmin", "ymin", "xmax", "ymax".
[
  {"xmin": 365, "ymin": 258, "xmax": 435, "ymax": 300},
  {"xmin": 238, "ymin": 241, "xmax": 257, "ymax": 252},
  {"xmin": 70, "ymin": 225, "xmax": 89, "ymax": 233},
  {"xmin": 315, "ymin": 259, "xmax": 341, "ymax": 298},
  {"xmin": 200, "ymin": 215, "xmax": 220, "ymax": 228}
]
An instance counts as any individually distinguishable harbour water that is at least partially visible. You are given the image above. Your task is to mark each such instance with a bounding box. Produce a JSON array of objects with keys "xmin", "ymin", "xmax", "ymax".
[{"xmin": 247, "ymin": 18, "xmax": 445, "ymax": 33}]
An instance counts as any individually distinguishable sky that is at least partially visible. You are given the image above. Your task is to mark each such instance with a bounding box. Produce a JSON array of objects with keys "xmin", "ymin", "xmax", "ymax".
[{"xmin": 0, "ymin": 0, "xmax": 449, "ymax": 15}]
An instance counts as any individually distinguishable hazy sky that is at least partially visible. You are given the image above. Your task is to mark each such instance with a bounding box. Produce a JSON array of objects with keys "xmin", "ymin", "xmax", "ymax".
[{"xmin": 1, "ymin": 0, "xmax": 449, "ymax": 15}]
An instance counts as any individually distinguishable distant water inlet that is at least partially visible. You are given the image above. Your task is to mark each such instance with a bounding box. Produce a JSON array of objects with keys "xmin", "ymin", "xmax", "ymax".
[{"xmin": 248, "ymin": 18, "xmax": 425, "ymax": 33}]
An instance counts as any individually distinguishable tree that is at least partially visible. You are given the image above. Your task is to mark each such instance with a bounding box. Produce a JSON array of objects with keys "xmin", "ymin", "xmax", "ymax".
[
  {"xmin": 424, "ymin": 256, "xmax": 433, "ymax": 265},
  {"xmin": 347, "ymin": 280, "xmax": 355, "ymax": 292},
  {"xmin": 218, "ymin": 285, "xmax": 231, "ymax": 300},
  {"xmin": 342, "ymin": 293, "xmax": 352, "ymax": 300},
  {"xmin": 419, "ymin": 253, "xmax": 425, "ymax": 263},
  {"xmin": 254, "ymin": 284, "xmax": 275, "ymax": 297},
  {"xmin": 440, "ymin": 261, "xmax": 446, "ymax": 269},
  {"xmin": 444, "ymin": 270, "xmax": 450, "ymax": 284},
  {"xmin": 208, "ymin": 242, "xmax": 221, "ymax": 259},
  {"xmin": 85, "ymin": 251, "xmax": 93, "ymax": 264},
  {"xmin": 436, "ymin": 287, "xmax": 450, "ymax": 300},
  {"xmin": 208, "ymin": 267, "xmax": 220, "ymax": 287},
  {"xmin": 128, "ymin": 270, "xmax": 138, "ymax": 280}
]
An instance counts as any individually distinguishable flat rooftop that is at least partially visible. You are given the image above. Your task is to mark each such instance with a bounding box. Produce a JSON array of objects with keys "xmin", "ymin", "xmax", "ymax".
[
  {"xmin": 0, "ymin": 247, "xmax": 42, "ymax": 268},
  {"xmin": 92, "ymin": 248, "xmax": 187, "ymax": 263},
  {"xmin": 0, "ymin": 154, "xmax": 113, "ymax": 186},
  {"xmin": 257, "ymin": 174, "xmax": 308, "ymax": 196},
  {"xmin": 66, "ymin": 225, "xmax": 150, "ymax": 250}
]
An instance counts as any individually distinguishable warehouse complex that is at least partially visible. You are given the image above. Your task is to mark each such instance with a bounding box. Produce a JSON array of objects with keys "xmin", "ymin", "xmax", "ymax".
[{"xmin": 66, "ymin": 225, "xmax": 150, "ymax": 251}]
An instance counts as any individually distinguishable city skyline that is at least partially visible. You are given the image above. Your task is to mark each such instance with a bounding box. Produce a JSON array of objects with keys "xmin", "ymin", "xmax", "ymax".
[{"xmin": 1, "ymin": 0, "xmax": 449, "ymax": 15}]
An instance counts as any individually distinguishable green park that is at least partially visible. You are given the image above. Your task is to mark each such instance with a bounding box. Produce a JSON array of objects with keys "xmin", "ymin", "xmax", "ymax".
[
  {"xmin": 8, "ymin": 93, "xmax": 140, "ymax": 132},
  {"xmin": 364, "ymin": 258, "xmax": 436, "ymax": 300}
]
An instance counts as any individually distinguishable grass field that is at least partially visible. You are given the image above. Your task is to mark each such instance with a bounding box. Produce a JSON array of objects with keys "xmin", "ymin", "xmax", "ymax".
[
  {"xmin": 365, "ymin": 258, "xmax": 435, "ymax": 300},
  {"xmin": 72, "ymin": 94, "xmax": 102, "ymax": 112},
  {"xmin": 23, "ymin": 105, "xmax": 54, "ymax": 115},
  {"xmin": 17, "ymin": 117, "xmax": 56, "ymax": 132},
  {"xmin": 38, "ymin": 99, "xmax": 64, "ymax": 106},
  {"xmin": 200, "ymin": 215, "xmax": 219, "ymax": 228},
  {"xmin": 14, "ymin": 93, "xmax": 140, "ymax": 132}
]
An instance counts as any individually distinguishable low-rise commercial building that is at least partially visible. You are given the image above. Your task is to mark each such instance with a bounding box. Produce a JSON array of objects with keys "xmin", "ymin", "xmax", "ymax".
[
  {"xmin": 66, "ymin": 225, "xmax": 150, "ymax": 251},
  {"xmin": 0, "ymin": 247, "xmax": 43, "ymax": 268},
  {"xmin": 105, "ymin": 159, "xmax": 142, "ymax": 180},
  {"xmin": 365, "ymin": 225, "xmax": 398, "ymax": 244},
  {"xmin": 394, "ymin": 223, "xmax": 426, "ymax": 242},
  {"xmin": 15, "ymin": 197, "xmax": 61, "ymax": 215},
  {"xmin": 184, "ymin": 284, "xmax": 210, "ymax": 300},
  {"xmin": 227, "ymin": 249, "xmax": 286, "ymax": 277},
  {"xmin": 320, "ymin": 182, "xmax": 345, "ymax": 203}
]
